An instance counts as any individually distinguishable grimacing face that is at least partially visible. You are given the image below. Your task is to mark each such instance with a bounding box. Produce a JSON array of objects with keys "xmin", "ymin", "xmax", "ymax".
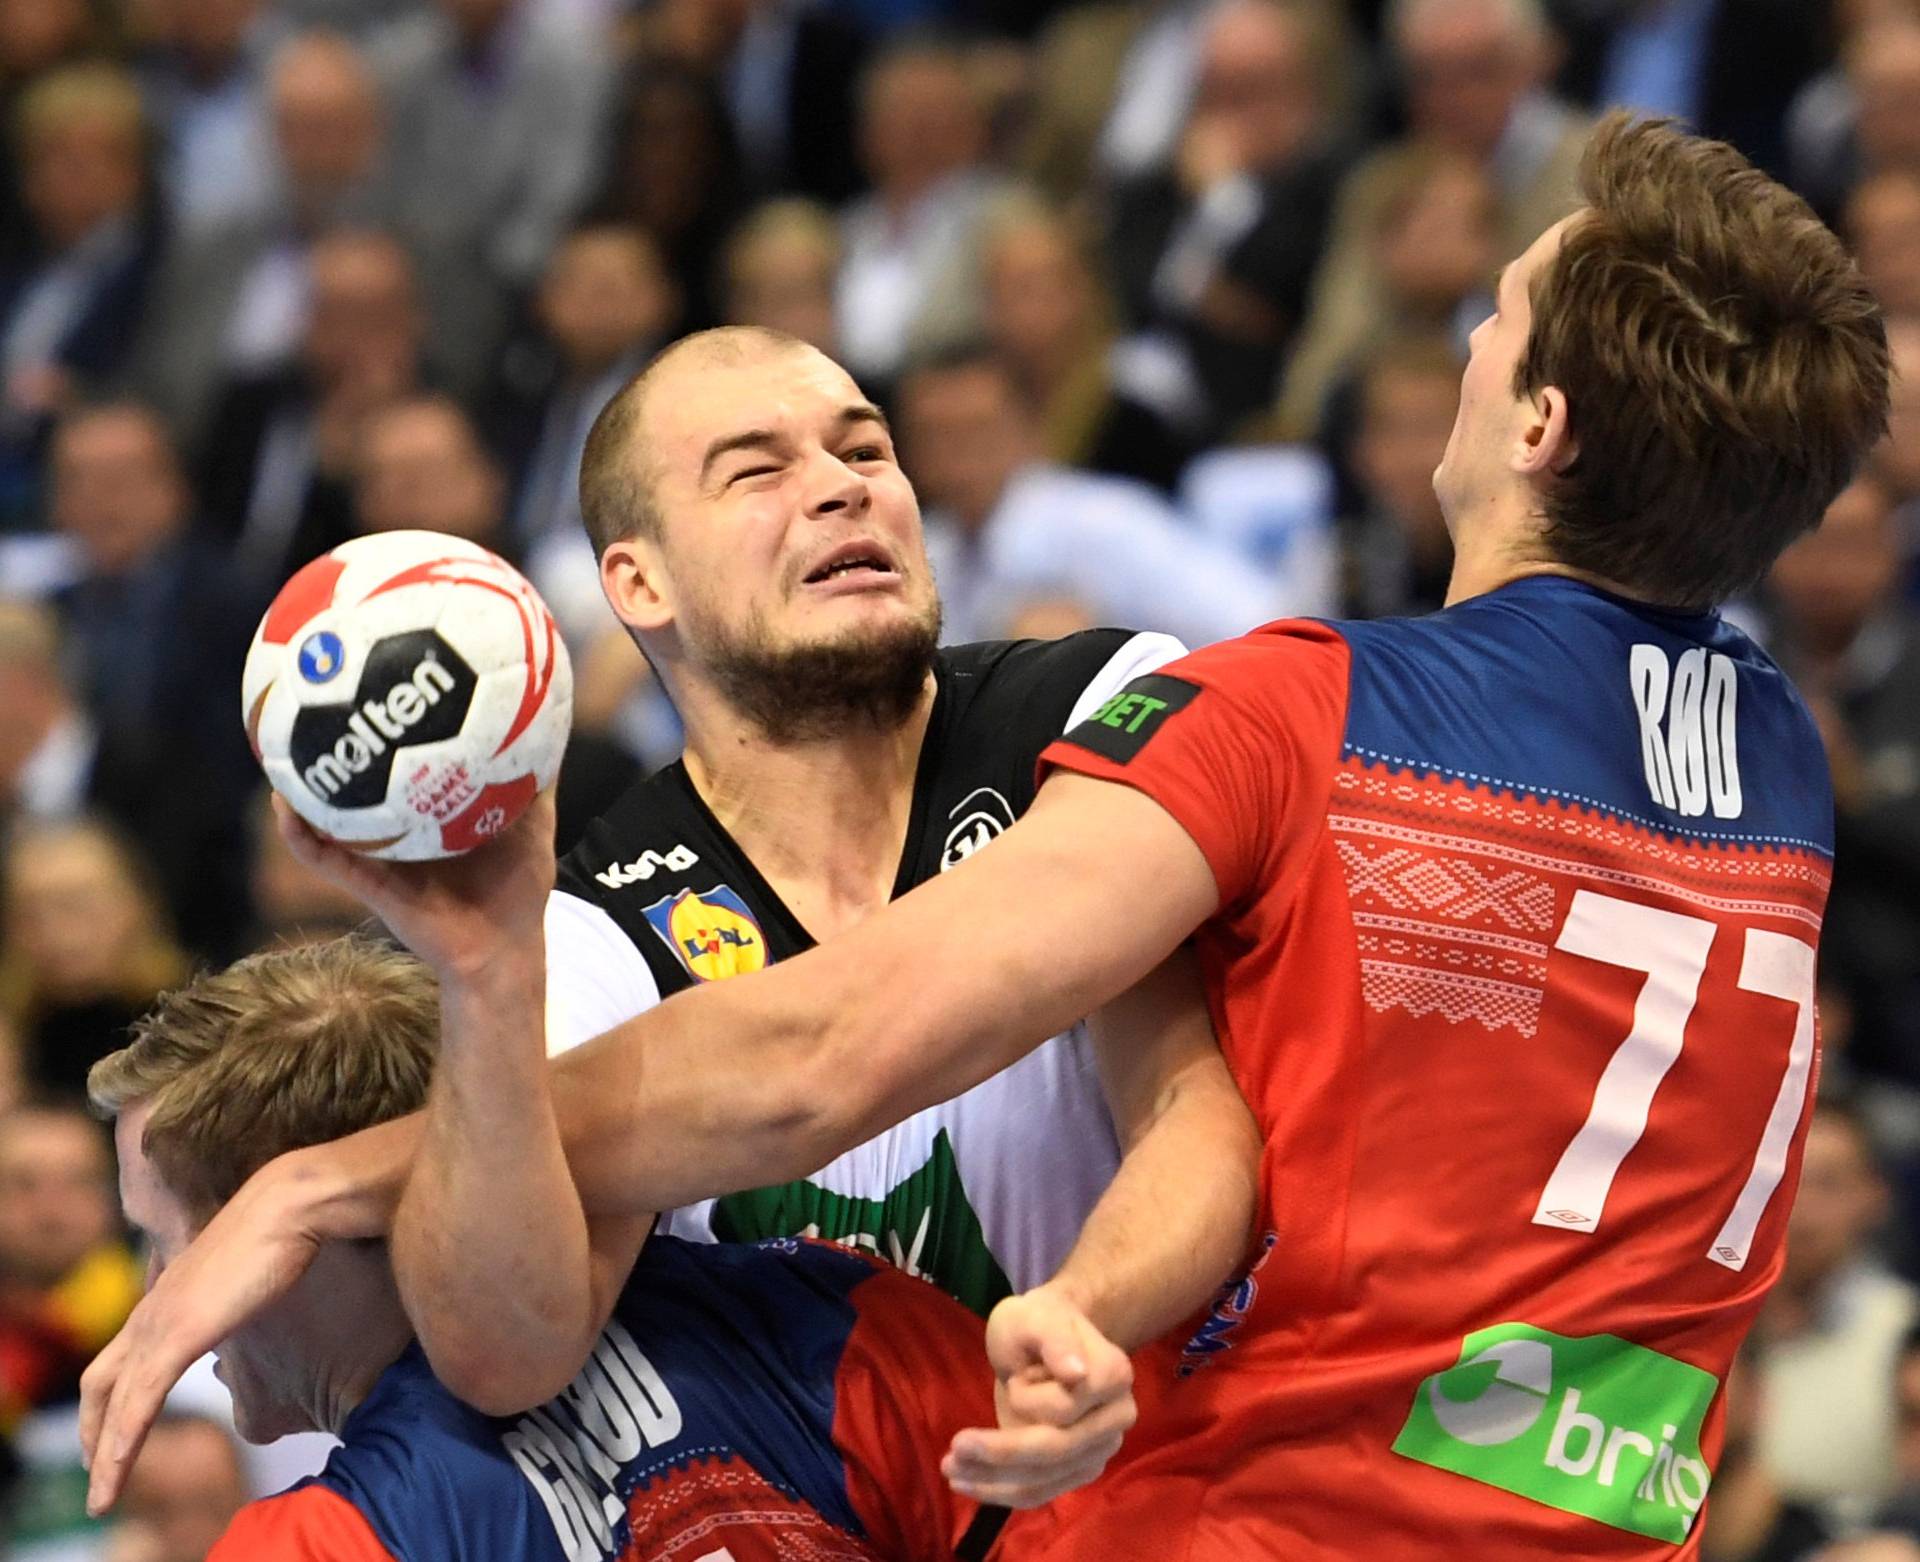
[
  {"xmin": 640, "ymin": 346, "xmax": 940, "ymax": 675},
  {"xmin": 1434, "ymin": 213, "xmax": 1575, "ymax": 532},
  {"xmin": 115, "ymin": 1105, "xmax": 313, "ymax": 1445}
]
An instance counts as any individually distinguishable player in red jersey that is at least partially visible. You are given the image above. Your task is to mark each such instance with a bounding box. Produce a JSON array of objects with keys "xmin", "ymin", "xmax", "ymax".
[{"xmin": 85, "ymin": 116, "xmax": 1891, "ymax": 1559}]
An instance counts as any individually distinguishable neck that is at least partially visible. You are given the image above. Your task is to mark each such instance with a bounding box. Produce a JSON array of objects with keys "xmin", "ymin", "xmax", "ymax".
[
  {"xmin": 678, "ymin": 676, "xmax": 937, "ymax": 940},
  {"xmin": 302, "ymin": 1264, "xmax": 415, "ymax": 1436},
  {"xmin": 1442, "ymin": 496, "xmax": 1643, "ymax": 608}
]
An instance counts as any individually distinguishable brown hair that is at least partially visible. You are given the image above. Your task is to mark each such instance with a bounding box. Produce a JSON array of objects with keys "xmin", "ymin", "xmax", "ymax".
[
  {"xmin": 1515, "ymin": 114, "xmax": 1890, "ymax": 610},
  {"xmin": 577, "ymin": 325, "xmax": 809, "ymax": 556},
  {"xmin": 87, "ymin": 937, "xmax": 436, "ymax": 1221}
]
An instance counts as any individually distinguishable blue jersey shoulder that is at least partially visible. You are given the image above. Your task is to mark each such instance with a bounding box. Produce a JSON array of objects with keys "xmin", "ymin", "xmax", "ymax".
[
  {"xmin": 305, "ymin": 1236, "xmax": 887, "ymax": 1562},
  {"xmin": 1329, "ymin": 576, "xmax": 1833, "ymax": 854}
]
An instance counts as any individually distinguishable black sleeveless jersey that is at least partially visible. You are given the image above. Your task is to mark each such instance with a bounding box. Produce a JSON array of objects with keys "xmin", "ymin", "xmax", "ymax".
[{"xmin": 547, "ymin": 629, "xmax": 1184, "ymax": 1313}]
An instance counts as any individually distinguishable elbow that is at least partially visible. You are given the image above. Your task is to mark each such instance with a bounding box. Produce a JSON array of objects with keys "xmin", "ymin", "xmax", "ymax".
[{"xmin": 429, "ymin": 1328, "xmax": 586, "ymax": 1418}]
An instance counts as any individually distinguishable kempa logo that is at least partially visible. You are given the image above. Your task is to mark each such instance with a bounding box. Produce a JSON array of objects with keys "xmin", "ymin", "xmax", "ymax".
[
  {"xmin": 1393, "ymin": 1323, "xmax": 1719, "ymax": 1544},
  {"xmin": 940, "ymin": 787, "xmax": 1015, "ymax": 872},
  {"xmin": 595, "ymin": 844, "xmax": 699, "ymax": 890}
]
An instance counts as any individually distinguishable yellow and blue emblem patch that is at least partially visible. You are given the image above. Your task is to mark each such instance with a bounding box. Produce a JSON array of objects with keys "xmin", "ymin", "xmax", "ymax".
[{"xmin": 643, "ymin": 885, "xmax": 767, "ymax": 982}]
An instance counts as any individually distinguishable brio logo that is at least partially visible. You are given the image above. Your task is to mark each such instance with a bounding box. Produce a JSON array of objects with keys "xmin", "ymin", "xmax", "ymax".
[{"xmin": 1393, "ymin": 1322, "xmax": 1718, "ymax": 1544}]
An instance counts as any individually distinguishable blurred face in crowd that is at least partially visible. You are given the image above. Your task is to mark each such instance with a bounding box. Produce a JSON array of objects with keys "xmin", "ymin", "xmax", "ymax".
[
  {"xmin": 3, "ymin": 823, "xmax": 156, "ymax": 1004},
  {"xmin": 1898, "ymin": 1342, "xmax": 1920, "ymax": 1488},
  {"xmin": 984, "ymin": 217, "xmax": 1099, "ymax": 379},
  {"xmin": 117, "ymin": 1418, "xmax": 249, "ymax": 1562},
  {"xmin": 0, "ymin": 607, "xmax": 67, "ymax": 793},
  {"xmin": 616, "ymin": 340, "xmax": 939, "ymax": 729},
  {"xmin": 1782, "ymin": 1109, "xmax": 1886, "ymax": 1291},
  {"xmin": 0, "ymin": 1107, "xmax": 116, "ymax": 1290},
  {"xmin": 1869, "ymin": 319, "xmax": 1920, "ymax": 500},
  {"xmin": 0, "ymin": 0, "xmax": 89, "ymax": 79},
  {"xmin": 1851, "ymin": 24, "xmax": 1920, "ymax": 173},
  {"xmin": 1356, "ymin": 358, "xmax": 1459, "ymax": 559},
  {"xmin": 725, "ymin": 211, "xmax": 840, "ymax": 354},
  {"xmin": 21, "ymin": 108, "xmax": 143, "ymax": 251},
  {"xmin": 436, "ymin": 0, "xmax": 514, "ymax": 47},
  {"xmin": 1191, "ymin": 0, "xmax": 1321, "ymax": 176},
  {"xmin": 1847, "ymin": 171, "xmax": 1920, "ymax": 317},
  {"xmin": 1768, "ymin": 477, "xmax": 1902, "ymax": 654},
  {"xmin": 609, "ymin": 67, "xmax": 727, "ymax": 242},
  {"xmin": 898, "ymin": 359, "xmax": 1032, "ymax": 535},
  {"xmin": 50, "ymin": 408, "xmax": 190, "ymax": 576},
  {"xmin": 304, "ymin": 234, "xmax": 422, "ymax": 390},
  {"xmin": 247, "ymin": 790, "xmax": 366, "ymax": 945},
  {"xmin": 1376, "ymin": 157, "xmax": 1499, "ymax": 315},
  {"xmin": 269, "ymin": 34, "xmax": 382, "ymax": 210},
  {"xmin": 539, "ymin": 228, "xmax": 674, "ymax": 376},
  {"xmin": 859, "ymin": 51, "xmax": 984, "ymax": 205},
  {"xmin": 1395, "ymin": 0, "xmax": 1545, "ymax": 160},
  {"xmin": 354, "ymin": 399, "xmax": 503, "ymax": 543},
  {"xmin": 1435, "ymin": 212, "xmax": 1574, "ymax": 535}
]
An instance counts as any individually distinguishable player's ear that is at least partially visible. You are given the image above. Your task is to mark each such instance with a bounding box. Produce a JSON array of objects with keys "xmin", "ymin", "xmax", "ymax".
[
  {"xmin": 601, "ymin": 532, "xmax": 675, "ymax": 634},
  {"xmin": 1512, "ymin": 383, "xmax": 1577, "ymax": 482}
]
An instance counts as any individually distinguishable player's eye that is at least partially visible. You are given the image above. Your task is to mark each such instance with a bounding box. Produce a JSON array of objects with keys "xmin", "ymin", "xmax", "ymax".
[
  {"xmin": 844, "ymin": 445, "xmax": 887, "ymax": 464},
  {"xmin": 728, "ymin": 464, "xmax": 781, "ymax": 485}
]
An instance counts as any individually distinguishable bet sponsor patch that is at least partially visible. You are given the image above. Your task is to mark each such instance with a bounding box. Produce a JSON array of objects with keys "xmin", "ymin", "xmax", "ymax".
[
  {"xmin": 1393, "ymin": 1322, "xmax": 1718, "ymax": 1543},
  {"xmin": 1058, "ymin": 674, "xmax": 1201, "ymax": 764}
]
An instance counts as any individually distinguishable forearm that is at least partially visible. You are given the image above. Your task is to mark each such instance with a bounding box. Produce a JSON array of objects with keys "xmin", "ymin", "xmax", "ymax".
[
  {"xmin": 392, "ymin": 950, "xmax": 598, "ymax": 1413},
  {"xmin": 1050, "ymin": 1053, "xmax": 1261, "ymax": 1352},
  {"xmin": 269, "ymin": 1114, "xmax": 420, "ymax": 1240}
]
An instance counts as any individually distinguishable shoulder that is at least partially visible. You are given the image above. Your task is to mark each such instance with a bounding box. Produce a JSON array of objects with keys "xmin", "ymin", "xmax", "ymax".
[
  {"xmin": 555, "ymin": 765, "xmax": 707, "ymax": 901},
  {"xmin": 211, "ymin": 1485, "xmax": 399, "ymax": 1562},
  {"xmin": 940, "ymin": 629, "xmax": 1189, "ymax": 723}
]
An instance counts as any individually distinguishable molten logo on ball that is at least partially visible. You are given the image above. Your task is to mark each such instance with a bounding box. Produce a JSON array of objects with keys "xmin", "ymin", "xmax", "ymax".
[{"xmin": 289, "ymin": 630, "xmax": 478, "ymax": 808}]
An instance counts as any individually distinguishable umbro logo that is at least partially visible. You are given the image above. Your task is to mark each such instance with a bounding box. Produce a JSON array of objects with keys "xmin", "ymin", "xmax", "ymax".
[{"xmin": 595, "ymin": 844, "xmax": 699, "ymax": 889}]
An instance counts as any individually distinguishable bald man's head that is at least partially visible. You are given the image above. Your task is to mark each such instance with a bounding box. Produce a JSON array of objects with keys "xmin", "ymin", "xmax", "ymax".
[{"xmin": 578, "ymin": 326, "xmax": 817, "ymax": 555}]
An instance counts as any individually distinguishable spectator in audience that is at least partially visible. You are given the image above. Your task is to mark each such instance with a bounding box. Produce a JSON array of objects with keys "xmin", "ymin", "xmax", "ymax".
[
  {"xmin": 1278, "ymin": 140, "xmax": 1496, "ymax": 439},
  {"xmin": 485, "ymin": 224, "xmax": 676, "ymax": 565},
  {"xmin": 1701, "ymin": 1348, "xmax": 1833, "ymax": 1562},
  {"xmin": 836, "ymin": 37, "xmax": 1024, "ymax": 386},
  {"xmin": 0, "ymin": 0, "xmax": 112, "ymax": 273},
  {"xmin": 198, "ymin": 228, "xmax": 427, "ymax": 582},
  {"xmin": 588, "ymin": 59, "xmax": 746, "ymax": 336},
  {"xmin": 1791, "ymin": 14, "xmax": 1920, "ymax": 224},
  {"xmin": 722, "ymin": 197, "xmax": 842, "ymax": 354},
  {"xmin": 898, "ymin": 346, "xmax": 1279, "ymax": 645},
  {"xmin": 0, "ymin": 1100, "xmax": 141, "ymax": 1433},
  {"xmin": 0, "ymin": 601, "xmax": 89, "ymax": 827},
  {"xmin": 136, "ymin": 0, "xmax": 281, "ymax": 234},
  {"xmin": 1022, "ymin": 0, "xmax": 1231, "ymax": 205},
  {"xmin": 133, "ymin": 29, "xmax": 395, "ymax": 444},
  {"xmin": 0, "ymin": 1098, "xmax": 141, "ymax": 1559},
  {"xmin": 0, "ymin": 63, "xmax": 160, "ymax": 527},
  {"xmin": 981, "ymin": 198, "xmax": 1193, "ymax": 488},
  {"xmin": 46, "ymin": 402, "xmax": 261, "ymax": 957},
  {"xmin": 372, "ymin": 0, "xmax": 616, "ymax": 387},
  {"xmin": 1548, "ymin": 0, "xmax": 1826, "ymax": 179},
  {"xmin": 1768, "ymin": 475, "xmax": 1920, "ymax": 1091},
  {"xmin": 639, "ymin": 0, "xmax": 871, "ymax": 207},
  {"xmin": 351, "ymin": 392, "xmax": 504, "ymax": 548},
  {"xmin": 1756, "ymin": 1099, "xmax": 1920, "ymax": 1528},
  {"xmin": 1339, "ymin": 334, "xmax": 1459, "ymax": 618},
  {"xmin": 104, "ymin": 1413, "xmax": 248, "ymax": 1562},
  {"xmin": 1103, "ymin": 0, "xmax": 1352, "ymax": 434},
  {"xmin": 0, "ymin": 821, "xmax": 188, "ymax": 1098},
  {"xmin": 1848, "ymin": 168, "xmax": 1920, "ymax": 319}
]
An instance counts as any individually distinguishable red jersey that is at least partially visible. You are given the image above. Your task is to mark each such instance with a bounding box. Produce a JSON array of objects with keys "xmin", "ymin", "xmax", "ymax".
[{"xmin": 1018, "ymin": 578, "xmax": 1831, "ymax": 1559}]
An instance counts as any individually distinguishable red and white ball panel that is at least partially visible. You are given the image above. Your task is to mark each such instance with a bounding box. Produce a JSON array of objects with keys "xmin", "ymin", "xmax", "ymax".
[{"xmin": 242, "ymin": 530, "xmax": 573, "ymax": 860}]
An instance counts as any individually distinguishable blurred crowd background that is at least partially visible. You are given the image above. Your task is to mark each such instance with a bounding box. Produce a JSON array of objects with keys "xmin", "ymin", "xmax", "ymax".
[{"xmin": 0, "ymin": 0, "xmax": 1917, "ymax": 1557}]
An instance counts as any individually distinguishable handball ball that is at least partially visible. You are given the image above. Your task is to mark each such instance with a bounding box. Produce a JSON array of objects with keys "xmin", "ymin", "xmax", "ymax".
[{"xmin": 242, "ymin": 531, "xmax": 572, "ymax": 860}]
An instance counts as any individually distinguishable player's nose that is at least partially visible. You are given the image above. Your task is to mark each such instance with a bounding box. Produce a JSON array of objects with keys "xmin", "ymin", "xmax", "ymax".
[{"xmin": 800, "ymin": 445, "xmax": 872, "ymax": 520}]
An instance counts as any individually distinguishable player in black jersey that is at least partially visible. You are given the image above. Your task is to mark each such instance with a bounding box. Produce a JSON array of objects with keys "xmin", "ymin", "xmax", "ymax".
[{"xmin": 81, "ymin": 328, "xmax": 1264, "ymax": 1524}]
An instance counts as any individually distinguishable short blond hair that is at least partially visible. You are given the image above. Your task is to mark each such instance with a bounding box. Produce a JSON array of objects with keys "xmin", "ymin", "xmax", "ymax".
[{"xmin": 88, "ymin": 937, "xmax": 437, "ymax": 1221}]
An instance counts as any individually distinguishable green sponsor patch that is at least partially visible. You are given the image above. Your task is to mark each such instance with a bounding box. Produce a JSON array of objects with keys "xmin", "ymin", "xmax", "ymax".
[
  {"xmin": 711, "ymin": 1129, "xmax": 1011, "ymax": 1316},
  {"xmin": 1393, "ymin": 1323, "xmax": 1719, "ymax": 1544},
  {"xmin": 1059, "ymin": 674, "xmax": 1201, "ymax": 765}
]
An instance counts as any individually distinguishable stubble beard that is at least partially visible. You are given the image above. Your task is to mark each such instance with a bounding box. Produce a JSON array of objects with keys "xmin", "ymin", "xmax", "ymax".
[{"xmin": 702, "ymin": 595, "xmax": 943, "ymax": 744}]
